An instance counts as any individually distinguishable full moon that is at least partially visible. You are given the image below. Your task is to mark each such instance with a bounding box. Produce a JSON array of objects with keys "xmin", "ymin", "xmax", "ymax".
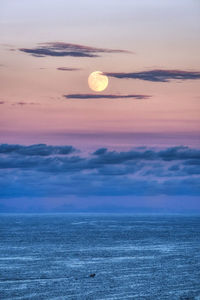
[{"xmin": 88, "ymin": 71, "xmax": 108, "ymax": 92}]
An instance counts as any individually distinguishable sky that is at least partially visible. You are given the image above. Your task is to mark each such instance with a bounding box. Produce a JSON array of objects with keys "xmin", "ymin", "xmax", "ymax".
[{"xmin": 0, "ymin": 0, "xmax": 200, "ymax": 212}]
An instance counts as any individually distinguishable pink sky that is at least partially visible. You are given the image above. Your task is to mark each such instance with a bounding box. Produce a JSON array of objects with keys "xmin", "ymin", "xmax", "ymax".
[{"xmin": 0, "ymin": 0, "xmax": 200, "ymax": 148}]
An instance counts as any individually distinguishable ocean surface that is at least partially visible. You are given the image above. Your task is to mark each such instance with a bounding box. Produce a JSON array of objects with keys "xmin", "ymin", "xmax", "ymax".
[{"xmin": 0, "ymin": 214, "xmax": 200, "ymax": 300}]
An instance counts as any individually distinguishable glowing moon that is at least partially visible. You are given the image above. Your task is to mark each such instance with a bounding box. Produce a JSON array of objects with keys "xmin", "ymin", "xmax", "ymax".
[{"xmin": 88, "ymin": 71, "xmax": 108, "ymax": 92}]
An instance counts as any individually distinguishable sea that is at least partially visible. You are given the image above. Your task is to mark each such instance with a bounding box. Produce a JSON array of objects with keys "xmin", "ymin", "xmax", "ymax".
[{"xmin": 0, "ymin": 214, "xmax": 200, "ymax": 300}]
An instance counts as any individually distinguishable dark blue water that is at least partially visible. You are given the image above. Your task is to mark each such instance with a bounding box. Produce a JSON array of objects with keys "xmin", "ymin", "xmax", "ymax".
[{"xmin": 0, "ymin": 214, "xmax": 200, "ymax": 300}]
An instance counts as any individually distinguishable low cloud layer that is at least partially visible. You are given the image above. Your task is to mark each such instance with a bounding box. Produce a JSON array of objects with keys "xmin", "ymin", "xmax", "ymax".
[
  {"xmin": 0, "ymin": 145, "xmax": 199, "ymax": 204},
  {"xmin": 19, "ymin": 42, "xmax": 130, "ymax": 58},
  {"xmin": 105, "ymin": 69, "xmax": 200, "ymax": 82},
  {"xmin": 64, "ymin": 94, "xmax": 150, "ymax": 100}
]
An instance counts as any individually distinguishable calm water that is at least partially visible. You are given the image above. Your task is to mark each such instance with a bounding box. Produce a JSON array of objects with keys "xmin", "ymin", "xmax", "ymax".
[{"xmin": 0, "ymin": 214, "xmax": 200, "ymax": 300}]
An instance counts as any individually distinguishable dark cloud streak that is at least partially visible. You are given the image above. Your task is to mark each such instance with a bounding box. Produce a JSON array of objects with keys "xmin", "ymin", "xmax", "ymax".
[
  {"xmin": 64, "ymin": 94, "xmax": 151, "ymax": 100},
  {"xmin": 19, "ymin": 42, "xmax": 131, "ymax": 58},
  {"xmin": 105, "ymin": 69, "xmax": 200, "ymax": 82},
  {"xmin": 57, "ymin": 67, "xmax": 81, "ymax": 71}
]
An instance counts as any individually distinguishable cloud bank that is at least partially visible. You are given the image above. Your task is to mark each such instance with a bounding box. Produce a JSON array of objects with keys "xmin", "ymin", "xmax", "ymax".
[
  {"xmin": 19, "ymin": 42, "xmax": 130, "ymax": 58},
  {"xmin": 105, "ymin": 69, "xmax": 200, "ymax": 82},
  {"xmin": 0, "ymin": 145, "xmax": 199, "ymax": 205}
]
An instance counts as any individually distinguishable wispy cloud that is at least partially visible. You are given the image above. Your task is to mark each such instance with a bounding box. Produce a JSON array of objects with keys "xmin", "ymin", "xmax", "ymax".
[
  {"xmin": 64, "ymin": 94, "xmax": 151, "ymax": 100},
  {"xmin": 105, "ymin": 69, "xmax": 200, "ymax": 82},
  {"xmin": 12, "ymin": 102, "xmax": 39, "ymax": 106},
  {"xmin": 19, "ymin": 42, "xmax": 131, "ymax": 58},
  {"xmin": 57, "ymin": 67, "xmax": 81, "ymax": 71}
]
